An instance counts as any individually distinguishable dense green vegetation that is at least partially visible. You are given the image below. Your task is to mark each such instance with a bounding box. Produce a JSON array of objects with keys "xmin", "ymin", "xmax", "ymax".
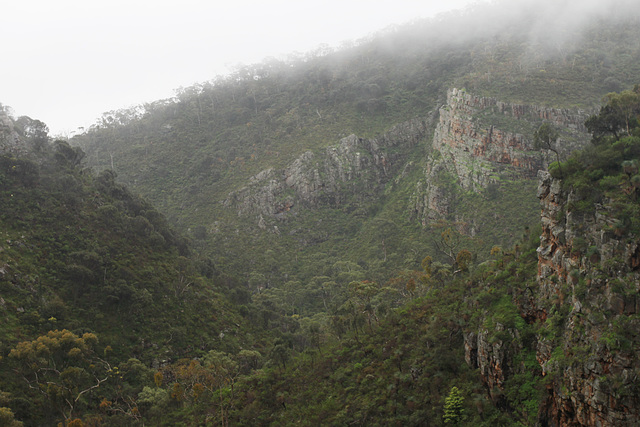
[
  {"xmin": 554, "ymin": 86, "xmax": 640, "ymax": 230},
  {"xmin": 212, "ymin": 231, "xmax": 543, "ymax": 426},
  {"xmin": 0, "ymin": 129, "xmax": 549, "ymax": 424},
  {"xmin": 1, "ymin": 111, "xmax": 546, "ymax": 426},
  {"xmin": 0, "ymin": 127, "xmax": 543, "ymax": 425},
  {"xmin": 0, "ymin": 137, "xmax": 256, "ymax": 425},
  {"xmin": 147, "ymin": 84, "xmax": 640, "ymax": 426}
]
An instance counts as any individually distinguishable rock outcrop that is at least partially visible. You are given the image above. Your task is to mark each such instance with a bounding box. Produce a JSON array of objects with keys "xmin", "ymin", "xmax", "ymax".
[
  {"xmin": 225, "ymin": 117, "xmax": 431, "ymax": 219},
  {"xmin": 468, "ymin": 170, "xmax": 640, "ymax": 426},
  {"xmin": 465, "ymin": 328, "xmax": 523, "ymax": 407},
  {"xmin": 226, "ymin": 87, "xmax": 592, "ymax": 235},
  {"xmin": 534, "ymin": 170, "xmax": 640, "ymax": 426},
  {"xmin": 432, "ymin": 89, "xmax": 544, "ymax": 190},
  {"xmin": 412, "ymin": 88, "xmax": 590, "ymax": 224}
]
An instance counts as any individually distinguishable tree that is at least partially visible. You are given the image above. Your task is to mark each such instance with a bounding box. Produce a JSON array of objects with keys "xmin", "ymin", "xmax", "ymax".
[
  {"xmin": 388, "ymin": 269, "xmax": 428, "ymax": 298},
  {"xmin": 421, "ymin": 255, "xmax": 433, "ymax": 277},
  {"xmin": 15, "ymin": 115, "xmax": 49, "ymax": 152},
  {"xmin": 137, "ymin": 386, "xmax": 169, "ymax": 416},
  {"xmin": 54, "ymin": 140, "xmax": 85, "ymax": 168},
  {"xmin": 585, "ymin": 104, "xmax": 625, "ymax": 143},
  {"xmin": 433, "ymin": 227, "xmax": 473, "ymax": 275},
  {"xmin": 455, "ymin": 249, "xmax": 472, "ymax": 273},
  {"xmin": 0, "ymin": 407, "xmax": 23, "ymax": 427},
  {"xmin": 203, "ymin": 350, "xmax": 240, "ymax": 394},
  {"xmin": 443, "ymin": 386, "xmax": 465, "ymax": 424},
  {"xmin": 173, "ymin": 256, "xmax": 195, "ymax": 298},
  {"xmin": 203, "ymin": 350, "xmax": 241, "ymax": 425},
  {"xmin": 348, "ymin": 280, "xmax": 381, "ymax": 331},
  {"xmin": 534, "ymin": 122, "xmax": 561, "ymax": 176},
  {"xmin": 269, "ymin": 343, "xmax": 290, "ymax": 370},
  {"xmin": 8, "ymin": 330, "xmax": 111, "ymax": 424},
  {"xmin": 434, "ymin": 227, "xmax": 462, "ymax": 266},
  {"xmin": 237, "ymin": 349, "xmax": 262, "ymax": 374},
  {"xmin": 604, "ymin": 88, "xmax": 640, "ymax": 136},
  {"xmin": 586, "ymin": 86, "xmax": 640, "ymax": 144}
]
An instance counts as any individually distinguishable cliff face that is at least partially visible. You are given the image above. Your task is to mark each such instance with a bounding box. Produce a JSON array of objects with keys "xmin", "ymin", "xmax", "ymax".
[
  {"xmin": 225, "ymin": 117, "xmax": 432, "ymax": 220},
  {"xmin": 432, "ymin": 89, "xmax": 545, "ymax": 189},
  {"xmin": 412, "ymin": 88, "xmax": 590, "ymax": 224},
  {"xmin": 468, "ymin": 170, "xmax": 640, "ymax": 426},
  {"xmin": 465, "ymin": 328, "xmax": 523, "ymax": 406},
  {"xmin": 535, "ymin": 170, "xmax": 640, "ymax": 426},
  {"xmin": 226, "ymin": 87, "xmax": 592, "ymax": 250}
]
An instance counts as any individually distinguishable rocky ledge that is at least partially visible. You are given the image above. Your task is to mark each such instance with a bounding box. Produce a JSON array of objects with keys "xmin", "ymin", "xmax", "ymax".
[
  {"xmin": 466, "ymin": 170, "xmax": 640, "ymax": 426},
  {"xmin": 412, "ymin": 88, "xmax": 590, "ymax": 225},
  {"xmin": 224, "ymin": 117, "xmax": 431, "ymax": 219}
]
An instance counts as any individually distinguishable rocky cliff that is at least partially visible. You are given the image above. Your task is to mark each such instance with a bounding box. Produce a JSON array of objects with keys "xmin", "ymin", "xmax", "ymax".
[
  {"xmin": 467, "ymin": 170, "xmax": 640, "ymax": 426},
  {"xmin": 412, "ymin": 88, "xmax": 591, "ymax": 225},
  {"xmin": 534, "ymin": 170, "xmax": 640, "ymax": 426},
  {"xmin": 226, "ymin": 87, "xmax": 592, "ymax": 235},
  {"xmin": 224, "ymin": 116, "xmax": 432, "ymax": 221}
]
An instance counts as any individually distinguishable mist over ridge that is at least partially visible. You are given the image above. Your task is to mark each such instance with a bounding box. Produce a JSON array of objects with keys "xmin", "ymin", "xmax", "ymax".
[
  {"xmin": 113, "ymin": 0, "xmax": 640, "ymax": 117},
  {"xmin": 371, "ymin": 0, "xmax": 640, "ymax": 59}
]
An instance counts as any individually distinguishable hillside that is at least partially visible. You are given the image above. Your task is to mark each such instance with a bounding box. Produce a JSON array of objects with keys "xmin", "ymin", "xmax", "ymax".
[
  {"xmin": 139, "ymin": 86, "xmax": 640, "ymax": 426},
  {"xmin": 0, "ymin": 111, "xmax": 260, "ymax": 425},
  {"xmin": 2, "ymin": 1, "xmax": 640, "ymax": 425},
  {"xmin": 72, "ymin": 2, "xmax": 640, "ymax": 292}
]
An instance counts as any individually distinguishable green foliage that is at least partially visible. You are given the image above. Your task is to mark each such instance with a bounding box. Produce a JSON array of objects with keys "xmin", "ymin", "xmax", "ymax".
[
  {"xmin": 443, "ymin": 386, "xmax": 465, "ymax": 424},
  {"xmin": 68, "ymin": 3, "xmax": 640, "ymax": 299},
  {"xmin": 0, "ymin": 127, "xmax": 254, "ymax": 425},
  {"xmin": 534, "ymin": 123, "xmax": 560, "ymax": 153},
  {"xmin": 551, "ymin": 85, "xmax": 640, "ymax": 237},
  {"xmin": 0, "ymin": 407, "xmax": 23, "ymax": 427},
  {"xmin": 165, "ymin": 230, "xmax": 542, "ymax": 426},
  {"xmin": 503, "ymin": 350, "xmax": 543, "ymax": 423},
  {"xmin": 138, "ymin": 386, "xmax": 169, "ymax": 407},
  {"xmin": 8, "ymin": 329, "xmax": 108, "ymax": 423}
]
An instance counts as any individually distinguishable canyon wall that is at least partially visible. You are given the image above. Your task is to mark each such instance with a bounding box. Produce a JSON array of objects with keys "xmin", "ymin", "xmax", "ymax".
[
  {"xmin": 412, "ymin": 88, "xmax": 590, "ymax": 225},
  {"xmin": 224, "ymin": 116, "xmax": 432, "ymax": 220},
  {"xmin": 535, "ymin": 170, "xmax": 640, "ymax": 426},
  {"xmin": 467, "ymin": 170, "xmax": 640, "ymax": 426}
]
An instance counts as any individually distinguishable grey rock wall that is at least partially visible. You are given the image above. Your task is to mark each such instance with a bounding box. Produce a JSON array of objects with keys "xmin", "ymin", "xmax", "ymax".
[{"xmin": 225, "ymin": 117, "xmax": 431, "ymax": 219}]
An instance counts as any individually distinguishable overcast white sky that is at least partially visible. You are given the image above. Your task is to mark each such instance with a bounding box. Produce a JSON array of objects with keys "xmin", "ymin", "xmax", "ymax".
[{"xmin": 1, "ymin": 0, "xmax": 481, "ymax": 135}]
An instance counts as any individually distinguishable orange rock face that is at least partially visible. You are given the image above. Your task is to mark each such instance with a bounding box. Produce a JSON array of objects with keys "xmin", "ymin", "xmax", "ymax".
[
  {"xmin": 467, "ymin": 170, "xmax": 640, "ymax": 426},
  {"xmin": 534, "ymin": 171, "xmax": 640, "ymax": 426}
]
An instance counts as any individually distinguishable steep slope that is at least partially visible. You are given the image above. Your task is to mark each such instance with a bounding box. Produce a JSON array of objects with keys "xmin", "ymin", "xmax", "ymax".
[
  {"xmin": 412, "ymin": 87, "xmax": 590, "ymax": 228},
  {"xmin": 0, "ymin": 111, "xmax": 253, "ymax": 426},
  {"xmin": 225, "ymin": 117, "xmax": 430, "ymax": 220},
  {"xmin": 535, "ymin": 170, "xmax": 640, "ymax": 425},
  {"xmin": 2, "ymin": 13, "xmax": 640, "ymax": 425},
  {"xmin": 467, "ymin": 167, "xmax": 640, "ymax": 426},
  {"xmin": 71, "ymin": 6, "xmax": 640, "ymax": 288},
  {"xmin": 466, "ymin": 88, "xmax": 640, "ymax": 426},
  {"xmin": 174, "ymin": 88, "xmax": 640, "ymax": 427}
]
